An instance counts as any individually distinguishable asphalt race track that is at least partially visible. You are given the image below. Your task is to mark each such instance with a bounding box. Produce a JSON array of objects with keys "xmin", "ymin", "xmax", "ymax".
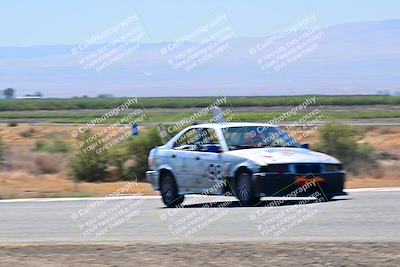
[
  {"xmin": 1, "ymin": 189, "xmax": 400, "ymax": 266},
  {"xmin": 0, "ymin": 189, "xmax": 399, "ymax": 244}
]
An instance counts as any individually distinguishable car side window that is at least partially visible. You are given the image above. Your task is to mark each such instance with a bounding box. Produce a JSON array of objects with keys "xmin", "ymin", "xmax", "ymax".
[
  {"xmin": 173, "ymin": 128, "xmax": 199, "ymax": 150},
  {"xmin": 196, "ymin": 128, "xmax": 222, "ymax": 152}
]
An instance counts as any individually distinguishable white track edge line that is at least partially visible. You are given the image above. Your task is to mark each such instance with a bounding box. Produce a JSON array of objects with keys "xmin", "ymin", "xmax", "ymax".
[{"xmin": 1, "ymin": 187, "xmax": 399, "ymax": 203}]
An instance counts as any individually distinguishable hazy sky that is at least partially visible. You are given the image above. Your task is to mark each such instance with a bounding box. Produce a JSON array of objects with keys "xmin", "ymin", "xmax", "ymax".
[{"xmin": 1, "ymin": 0, "xmax": 400, "ymax": 46}]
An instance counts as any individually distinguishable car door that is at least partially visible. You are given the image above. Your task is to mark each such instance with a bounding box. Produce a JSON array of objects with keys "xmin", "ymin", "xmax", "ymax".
[
  {"xmin": 193, "ymin": 128, "xmax": 226, "ymax": 194},
  {"xmin": 170, "ymin": 128, "xmax": 202, "ymax": 192}
]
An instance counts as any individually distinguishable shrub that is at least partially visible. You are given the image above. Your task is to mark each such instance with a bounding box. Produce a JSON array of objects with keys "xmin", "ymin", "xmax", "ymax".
[
  {"xmin": 34, "ymin": 138, "xmax": 69, "ymax": 153},
  {"xmin": 125, "ymin": 127, "xmax": 163, "ymax": 180},
  {"xmin": 19, "ymin": 128, "xmax": 35, "ymax": 138},
  {"xmin": 69, "ymin": 130, "xmax": 108, "ymax": 182},
  {"xmin": 69, "ymin": 127, "xmax": 163, "ymax": 182},
  {"xmin": 34, "ymin": 140, "xmax": 47, "ymax": 151},
  {"xmin": 47, "ymin": 138, "xmax": 69, "ymax": 153},
  {"xmin": 108, "ymin": 146, "xmax": 129, "ymax": 179},
  {"xmin": 0, "ymin": 136, "xmax": 5, "ymax": 166},
  {"xmin": 34, "ymin": 153, "xmax": 62, "ymax": 174},
  {"xmin": 314, "ymin": 123, "xmax": 379, "ymax": 175}
]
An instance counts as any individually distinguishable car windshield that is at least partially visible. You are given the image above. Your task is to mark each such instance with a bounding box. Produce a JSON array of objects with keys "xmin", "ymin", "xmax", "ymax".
[{"xmin": 222, "ymin": 126, "xmax": 300, "ymax": 150}]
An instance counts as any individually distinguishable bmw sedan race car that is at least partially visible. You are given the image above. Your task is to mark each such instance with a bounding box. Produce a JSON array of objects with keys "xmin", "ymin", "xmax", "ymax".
[{"xmin": 146, "ymin": 123, "xmax": 346, "ymax": 207}]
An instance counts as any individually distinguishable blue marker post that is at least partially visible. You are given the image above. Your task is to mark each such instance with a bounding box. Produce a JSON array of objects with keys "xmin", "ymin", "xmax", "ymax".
[{"xmin": 131, "ymin": 123, "xmax": 139, "ymax": 136}]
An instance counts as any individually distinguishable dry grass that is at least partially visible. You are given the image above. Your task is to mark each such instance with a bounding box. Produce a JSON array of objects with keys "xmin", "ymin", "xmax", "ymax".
[
  {"xmin": 364, "ymin": 128, "xmax": 400, "ymax": 155},
  {"xmin": 34, "ymin": 153, "xmax": 63, "ymax": 174},
  {"xmin": 0, "ymin": 124, "xmax": 159, "ymax": 198},
  {"xmin": 0, "ymin": 123, "xmax": 399, "ymax": 199},
  {"xmin": 0, "ymin": 171, "xmax": 157, "ymax": 199}
]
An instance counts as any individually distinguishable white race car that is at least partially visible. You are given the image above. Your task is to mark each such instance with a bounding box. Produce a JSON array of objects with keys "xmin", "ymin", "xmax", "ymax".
[{"xmin": 146, "ymin": 122, "xmax": 346, "ymax": 207}]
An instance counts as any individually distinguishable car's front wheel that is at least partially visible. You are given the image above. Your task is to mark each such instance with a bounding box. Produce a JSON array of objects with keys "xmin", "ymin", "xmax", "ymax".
[
  {"xmin": 160, "ymin": 173, "xmax": 184, "ymax": 207},
  {"xmin": 235, "ymin": 171, "xmax": 260, "ymax": 206}
]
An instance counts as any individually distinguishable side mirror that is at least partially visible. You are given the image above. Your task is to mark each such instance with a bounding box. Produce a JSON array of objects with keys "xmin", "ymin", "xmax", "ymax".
[{"xmin": 301, "ymin": 143, "xmax": 310, "ymax": 149}]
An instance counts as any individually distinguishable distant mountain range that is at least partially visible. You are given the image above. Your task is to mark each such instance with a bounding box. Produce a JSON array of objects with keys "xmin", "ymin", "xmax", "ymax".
[{"xmin": 0, "ymin": 19, "xmax": 399, "ymax": 97}]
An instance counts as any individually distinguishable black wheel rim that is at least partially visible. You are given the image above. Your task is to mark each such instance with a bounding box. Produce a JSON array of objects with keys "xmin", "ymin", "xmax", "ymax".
[
  {"xmin": 163, "ymin": 177, "xmax": 174, "ymax": 203},
  {"xmin": 238, "ymin": 174, "xmax": 250, "ymax": 202}
]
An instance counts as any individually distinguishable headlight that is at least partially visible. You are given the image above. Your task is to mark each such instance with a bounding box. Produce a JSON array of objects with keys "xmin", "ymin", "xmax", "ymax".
[
  {"xmin": 324, "ymin": 164, "xmax": 343, "ymax": 172},
  {"xmin": 148, "ymin": 158, "xmax": 155, "ymax": 168},
  {"xmin": 260, "ymin": 164, "xmax": 290, "ymax": 174}
]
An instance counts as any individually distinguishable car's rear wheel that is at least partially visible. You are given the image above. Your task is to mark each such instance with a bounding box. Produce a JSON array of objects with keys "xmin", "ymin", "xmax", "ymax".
[
  {"xmin": 235, "ymin": 171, "xmax": 259, "ymax": 206},
  {"xmin": 160, "ymin": 173, "xmax": 184, "ymax": 207}
]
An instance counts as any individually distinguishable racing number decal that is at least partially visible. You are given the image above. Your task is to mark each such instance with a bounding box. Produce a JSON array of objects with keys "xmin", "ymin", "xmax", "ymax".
[{"xmin": 208, "ymin": 163, "xmax": 223, "ymax": 180}]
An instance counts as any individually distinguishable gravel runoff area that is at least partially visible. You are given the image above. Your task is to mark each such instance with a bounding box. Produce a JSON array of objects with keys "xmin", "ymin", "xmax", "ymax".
[{"xmin": 0, "ymin": 242, "xmax": 399, "ymax": 267}]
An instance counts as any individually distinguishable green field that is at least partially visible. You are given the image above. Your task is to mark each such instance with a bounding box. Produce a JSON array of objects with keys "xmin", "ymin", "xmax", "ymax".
[
  {"xmin": 0, "ymin": 110, "xmax": 399, "ymax": 123},
  {"xmin": 0, "ymin": 95, "xmax": 399, "ymax": 111}
]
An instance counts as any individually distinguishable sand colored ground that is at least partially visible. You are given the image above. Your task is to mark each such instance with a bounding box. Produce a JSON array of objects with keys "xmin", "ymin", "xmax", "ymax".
[
  {"xmin": 0, "ymin": 123, "xmax": 398, "ymax": 199},
  {"xmin": 1, "ymin": 242, "xmax": 399, "ymax": 267},
  {"xmin": 0, "ymin": 172, "xmax": 157, "ymax": 199}
]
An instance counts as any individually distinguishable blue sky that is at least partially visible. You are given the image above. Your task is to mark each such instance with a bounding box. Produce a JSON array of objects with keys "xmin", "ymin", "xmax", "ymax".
[{"xmin": 1, "ymin": 0, "xmax": 400, "ymax": 46}]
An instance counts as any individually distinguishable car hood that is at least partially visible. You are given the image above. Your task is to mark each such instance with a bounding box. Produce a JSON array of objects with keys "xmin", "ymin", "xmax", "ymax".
[{"xmin": 224, "ymin": 147, "xmax": 340, "ymax": 165}]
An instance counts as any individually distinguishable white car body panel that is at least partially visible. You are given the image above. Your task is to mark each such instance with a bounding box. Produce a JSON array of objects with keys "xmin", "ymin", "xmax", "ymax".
[
  {"xmin": 146, "ymin": 122, "xmax": 344, "ymax": 195},
  {"xmin": 224, "ymin": 147, "xmax": 340, "ymax": 166}
]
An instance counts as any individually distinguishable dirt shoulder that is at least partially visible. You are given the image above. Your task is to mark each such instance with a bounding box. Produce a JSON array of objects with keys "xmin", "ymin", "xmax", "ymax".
[
  {"xmin": 1, "ymin": 175, "xmax": 400, "ymax": 200},
  {"xmin": 0, "ymin": 242, "xmax": 399, "ymax": 267},
  {"xmin": 346, "ymin": 177, "xmax": 400, "ymax": 189}
]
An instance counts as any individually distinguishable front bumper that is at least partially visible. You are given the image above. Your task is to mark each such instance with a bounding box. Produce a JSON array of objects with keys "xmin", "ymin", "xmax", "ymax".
[
  {"xmin": 253, "ymin": 172, "xmax": 346, "ymax": 198},
  {"xmin": 145, "ymin": 170, "xmax": 159, "ymax": 189}
]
